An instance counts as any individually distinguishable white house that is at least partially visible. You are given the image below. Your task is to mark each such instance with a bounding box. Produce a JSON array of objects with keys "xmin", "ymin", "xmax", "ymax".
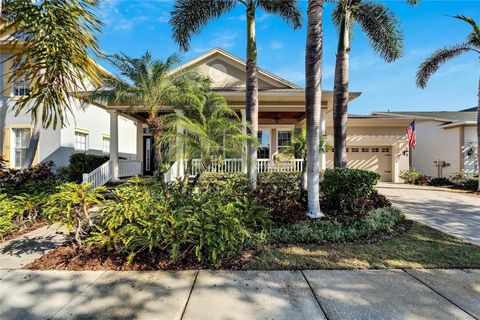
[{"xmin": 374, "ymin": 109, "xmax": 478, "ymax": 178}]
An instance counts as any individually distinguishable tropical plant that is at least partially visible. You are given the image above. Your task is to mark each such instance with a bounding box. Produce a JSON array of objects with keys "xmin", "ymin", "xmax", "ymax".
[
  {"xmin": 0, "ymin": 0, "xmax": 104, "ymax": 168},
  {"xmin": 161, "ymin": 91, "xmax": 254, "ymax": 190},
  {"xmin": 305, "ymin": 0, "xmax": 325, "ymax": 218},
  {"xmin": 416, "ymin": 15, "xmax": 480, "ymax": 191},
  {"xmin": 170, "ymin": 0, "xmax": 302, "ymax": 190},
  {"xmin": 331, "ymin": 0, "xmax": 415, "ymax": 168},
  {"xmin": 91, "ymin": 51, "xmax": 209, "ymax": 177},
  {"xmin": 45, "ymin": 183, "xmax": 105, "ymax": 248}
]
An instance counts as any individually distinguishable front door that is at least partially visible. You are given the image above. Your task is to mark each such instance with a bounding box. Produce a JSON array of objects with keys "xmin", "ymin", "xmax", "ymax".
[{"xmin": 143, "ymin": 136, "xmax": 154, "ymax": 175}]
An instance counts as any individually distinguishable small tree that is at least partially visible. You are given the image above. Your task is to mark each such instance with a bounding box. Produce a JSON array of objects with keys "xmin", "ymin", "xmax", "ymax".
[{"xmin": 416, "ymin": 15, "xmax": 480, "ymax": 191}]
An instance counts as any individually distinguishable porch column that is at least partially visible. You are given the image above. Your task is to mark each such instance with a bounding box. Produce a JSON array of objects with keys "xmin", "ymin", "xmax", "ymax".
[
  {"xmin": 136, "ymin": 122, "xmax": 143, "ymax": 168},
  {"xmin": 175, "ymin": 108, "xmax": 185, "ymax": 178},
  {"xmin": 108, "ymin": 110, "xmax": 119, "ymax": 181},
  {"xmin": 241, "ymin": 109, "xmax": 247, "ymax": 173},
  {"xmin": 319, "ymin": 108, "xmax": 327, "ymax": 171}
]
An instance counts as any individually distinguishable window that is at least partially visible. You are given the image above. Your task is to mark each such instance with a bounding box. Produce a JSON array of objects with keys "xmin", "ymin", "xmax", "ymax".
[
  {"xmin": 382, "ymin": 147, "xmax": 390, "ymax": 153},
  {"xmin": 75, "ymin": 132, "xmax": 89, "ymax": 152},
  {"xmin": 12, "ymin": 62, "xmax": 30, "ymax": 96},
  {"xmin": 257, "ymin": 130, "xmax": 270, "ymax": 159},
  {"xmin": 351, "ymin": 148, "xmax": 359, "ymax": 153},
  {"xmin": 372, "ymin": 148, "xmax": 380, "ymax": 153},
  {"xmin": 277, "ymin": 130, "xmax": 292, "ymax": 153},
  {"xmin": 13, "ymin": 128, "xmax": 30, "ymax": 168},
  {"xmin": 346, "ymin": 148, "xmax": 349, "ymax": 152},
  {"xmin": 102, "ymin": 137, "xmax": 110, "ymax": 154},
  {"xmin": 361, "ymin": 148, "xmax": 369, "ymax": 153}
]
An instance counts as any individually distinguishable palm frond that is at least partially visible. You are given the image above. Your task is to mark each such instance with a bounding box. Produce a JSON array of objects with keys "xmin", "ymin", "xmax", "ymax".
[
  {"xmin": 354, "ymin": 2, "xmax": 403, "ymax": 62},
  {"xmin": 257, "ymin": 0, "xmax": 302, "ymax": 29},
  {"xmin": 3, "ymin": 0, "xmax": 103, "ymax": 129},
  {"xmin": 416, "ymin": 44, "xmax": 473, "ymax": 88},
  {"xmin": 170, "ymin": 0, "xmax": 237, "ymax": 51}
]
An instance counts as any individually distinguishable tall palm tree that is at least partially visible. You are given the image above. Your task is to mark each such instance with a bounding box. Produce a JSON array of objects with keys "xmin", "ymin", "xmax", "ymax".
[
  {"xmin": 305, "ymin": 0, "xmax": 324, "ymax": 219},
  {"xmin": 162, "ymin": 91, "xmax": 253, "ymax": 190},
  {"xmin": 416, "ymin": 15, "xmax": 480, "ymax": 191},
  {"xmin": 0, "ymin": 0, "xmax": 104, "ymax": 168},
  {"xmin": 170, "ymin": 0, "xmax": 302, "ymax": 189},
  {"xmin": 91, "ymin": 51, "xmax": 209, "ymax": 176},
  {"xmin": 331, "ymin": 0, "xmax": 415, "ymax": 168}
]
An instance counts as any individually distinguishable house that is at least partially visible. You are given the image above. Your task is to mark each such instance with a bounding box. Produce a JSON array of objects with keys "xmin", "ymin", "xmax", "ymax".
[
  {"xmin": 87, "ymin": 48, "xmax": 412, "ymax": 186},
  {"xmin": 0, "ymin": 45, "xmax": 137, "ymax": 169},
  {"xmin": 374, "ymin": 109, "xmax": 478, "ymax": 178}
]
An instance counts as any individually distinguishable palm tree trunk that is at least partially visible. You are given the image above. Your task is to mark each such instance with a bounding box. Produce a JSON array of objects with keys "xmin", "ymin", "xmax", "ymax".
[
  {"xmin": 22, "ymin": 106, "xmax": 42, "ymax": 169},
  {"xmin": 246, "ymin": 3, "xmax": 259, "ymax": 190},
  {"xmin": 477, "ymin": 76, "xmax": 479, "ymax": 191},
  {"xmin": 305, "ymin": 0, "xmax": 325, "ymax": 219},
  {"xmin": 333, "ymin": 7, "xmax": 350, "ymax": 168}
]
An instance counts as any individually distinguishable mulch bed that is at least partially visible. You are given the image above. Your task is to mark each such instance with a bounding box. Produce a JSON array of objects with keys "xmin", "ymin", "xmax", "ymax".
[
  {"xmin": 25, "ymin": 221, "xmax": 412, "ymax": 271},
  {"xmin": 0, "ymin": 223, "xmax": 45, "ymax": 244}
]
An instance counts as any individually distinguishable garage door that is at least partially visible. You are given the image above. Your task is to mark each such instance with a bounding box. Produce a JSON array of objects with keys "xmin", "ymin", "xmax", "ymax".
[{"xmin": 326, "ymin": 146, "xmax": 392, "ymax": 182}]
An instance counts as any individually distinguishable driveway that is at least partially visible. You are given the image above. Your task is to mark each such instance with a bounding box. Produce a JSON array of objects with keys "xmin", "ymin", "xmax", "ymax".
[{"xmin": 377, "ymin": 183, "xmax": 480, "ymax": 245}]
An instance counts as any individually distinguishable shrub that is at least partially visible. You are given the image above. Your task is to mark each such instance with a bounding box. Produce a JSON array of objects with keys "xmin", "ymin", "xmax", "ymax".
[
  {"xmin": 0, "ymin": 161, "xmax": 56, "ymax": 192},
  {"xmin": 256, "ymin": 172, "xmax": 305, "ymax": 225},
  {"xmin": 320, "ymin": 168, "xmax": 381, "ymax": 221},
  {"xmin": 88, "ymin": 178, "xmax": 270, "ymax": 265},
  {"xmin": 365, "ymin": 189, "xmax": 391, "ymax": 210},
  {"xmin": 61, "ymin": 153, "xmax": 110, "ymax": 182},
  {"xmin": 196, "ymin": 172, "xmax": 251, "ymax": 196},
  {"xmin": 45, "ymin": 183, "xmax": 105, "ymax": 247},
  {"xmin": 451, "ymin": 171, "xmax": 479, "ymax": 191},
  {"xmin": 268, "ymin": 207, "xmax": 404, "ymax": 244},
  {"xmin": 400, "ymin": 168, "xmax": 429, "ymax": 185},
  {"xmin": 429, "ymin": 177, "xmax": 453, "ymax": 186}
]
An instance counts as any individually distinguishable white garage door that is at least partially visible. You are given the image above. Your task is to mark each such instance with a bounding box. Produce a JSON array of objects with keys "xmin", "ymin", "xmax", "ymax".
[{"xmin": 326, "ymin": 146, "xmax": 393, "ymax": 182}]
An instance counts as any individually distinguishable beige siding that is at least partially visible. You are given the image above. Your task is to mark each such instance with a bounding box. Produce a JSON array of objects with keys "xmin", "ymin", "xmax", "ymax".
[{"xmin": 412, "ymin": 121, "xmax": 460, "ymax": 178}]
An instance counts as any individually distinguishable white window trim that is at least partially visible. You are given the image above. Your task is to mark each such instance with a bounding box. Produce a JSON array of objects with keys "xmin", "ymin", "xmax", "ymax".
[
  {"xmin": 74, "ymin": 131, "xmax": 89, "ymax": 152},
  {"xmin": 277, "ymin": 129, "xmax": 293, "ymax": 154},
  {"xmin": 10, "ymin": 127, "xmax": 31, "ymax": 168}
]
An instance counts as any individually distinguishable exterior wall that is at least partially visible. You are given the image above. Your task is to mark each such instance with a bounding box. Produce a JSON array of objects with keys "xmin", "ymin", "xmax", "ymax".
[
  {"xmin": 463, "ymin": 125, "xmax": 478, "ymax": 173},
  {"xmin": 412, "ymin": 121, "xmax": 461, "ymax": 178},
  {"xmin": 464, "ymin": 126, "xmax": 477, "ymax": 146}
]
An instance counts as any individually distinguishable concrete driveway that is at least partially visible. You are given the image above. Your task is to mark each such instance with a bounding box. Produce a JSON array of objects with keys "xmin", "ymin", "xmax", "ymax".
[{"xmin": 377, "ymin": 183, "xmax": 480, "ymax": 245}]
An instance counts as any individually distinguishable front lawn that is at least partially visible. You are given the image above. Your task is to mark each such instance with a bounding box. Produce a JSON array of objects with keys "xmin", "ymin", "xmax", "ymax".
[{"xmin": 243, "ymin": 222, "xmax": 480, "ymax": 270}]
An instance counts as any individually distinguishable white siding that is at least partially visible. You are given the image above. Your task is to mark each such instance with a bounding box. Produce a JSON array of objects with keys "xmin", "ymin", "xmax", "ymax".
[{"xmin": 412, "ymin": 121, "xmax": 460, "ymax": 178}]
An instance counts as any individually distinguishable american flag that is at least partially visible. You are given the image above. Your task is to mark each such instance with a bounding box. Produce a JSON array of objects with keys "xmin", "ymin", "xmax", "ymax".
[{"xmin": 406, "ymin": 120, "xmax": 416, "ymax": 149}]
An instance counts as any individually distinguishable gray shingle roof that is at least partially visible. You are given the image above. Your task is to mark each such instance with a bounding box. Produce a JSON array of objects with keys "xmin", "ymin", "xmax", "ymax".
[{"xmin": 376, "ymin": 110, "xmax": 476, "ymax": 122}]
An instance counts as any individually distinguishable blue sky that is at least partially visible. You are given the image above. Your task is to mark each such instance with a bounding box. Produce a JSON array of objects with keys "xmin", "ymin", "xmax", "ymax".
[{"xmin": 95, "ymin": 0, "xmax": 479, "ymax": 114}]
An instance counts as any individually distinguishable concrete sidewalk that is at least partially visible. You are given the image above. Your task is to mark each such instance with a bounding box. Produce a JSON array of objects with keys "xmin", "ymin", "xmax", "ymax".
[{"xmin": 1, "ymin": 269, "xmax": 478, "ymax": 320}]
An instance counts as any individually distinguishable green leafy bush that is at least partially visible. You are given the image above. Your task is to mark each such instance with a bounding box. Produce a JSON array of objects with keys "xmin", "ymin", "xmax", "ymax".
[
  {"xmin": 196, "ymin": 172, "xmax": 251, "ymax": 196},
  {"xmin": 400, "ymin": 168, "xmax": 429, "ymax": 185},
  {"xmin": 59, "ymin": 153, "xmax": 109, "ymax": 182},
  {"xmin": 0, "ymin": 161, "xmax": 57, "ymax": 192},
  {"xmin": 88, "ymin": 178, "xmax": 270, "ymax": 265},
  {"xmin": 45, "ymin": 183, "xmax": 105, "ymax": 247},
  {"xmin": 320, "ymin": 168, "xmax": 381, "ymax": 221},
  {"xmin": 268, "ymin": 207, "xmax": 404, "ymax": 244},
  {"xmin": 256, "ymin": 172, "xmax": 305, "ymax": 224},
  {"xmin": 451, "ymin": 171, "xmax": 479, "ymax": 191},
  {"xmin": 429, "ymin": 177, "xmax": 453, "ymax": 186}
]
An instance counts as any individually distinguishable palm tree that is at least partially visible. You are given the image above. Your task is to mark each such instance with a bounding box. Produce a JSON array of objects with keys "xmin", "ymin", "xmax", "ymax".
[
  {"xmin": 91, "ymin": 51, "xmax": 209, "ymax": 176},
  {"xmin": 170, "ymin": 0, "xmax": 302, "ymax": 190},
  {"xmin": 416, "ymin": 15, "xmax": 480, "ymax": 191},
  {"xmin": 331, "ymin": 0, "xmax": 416, "ymax": 168},
  {"xmin": 305, "ymin": 0, "xmax": 325, "ymax": 219},
  {"xmin": 0, "ymin": 0, "xmax": 104, "ymax": 168},
  {"xmin": 162, "ymin": 91, "xmax": 253, "ymax": 190}
]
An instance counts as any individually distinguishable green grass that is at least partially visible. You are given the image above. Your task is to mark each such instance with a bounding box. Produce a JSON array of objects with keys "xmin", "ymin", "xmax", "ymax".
[{"xmin": 242, "ymin": 222, "xmax": 480, "ymax": 270}]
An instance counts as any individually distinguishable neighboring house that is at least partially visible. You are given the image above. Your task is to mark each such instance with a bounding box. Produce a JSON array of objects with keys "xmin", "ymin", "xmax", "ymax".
[
  {"xmin": 90, "ymin": 48, "xmax": 412, "ymax": 185},
  {"xmin": 374, "ymin": 109, "xmax": 478, "ymax": 178},
  {"xmin": 0, "ymin": 47, "xmax": 137, "ymax": 169}
]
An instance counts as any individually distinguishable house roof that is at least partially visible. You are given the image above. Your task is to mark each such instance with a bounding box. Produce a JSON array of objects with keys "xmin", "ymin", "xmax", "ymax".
[{"xmin": 373, "ymin": 110, "xmax": 476, "ymax": 123}]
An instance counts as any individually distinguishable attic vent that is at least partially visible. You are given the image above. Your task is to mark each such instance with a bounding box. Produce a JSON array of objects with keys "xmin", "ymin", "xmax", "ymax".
[{"xmin": 209, "ymin": 63, "xmax": 227, "ymax": 82}]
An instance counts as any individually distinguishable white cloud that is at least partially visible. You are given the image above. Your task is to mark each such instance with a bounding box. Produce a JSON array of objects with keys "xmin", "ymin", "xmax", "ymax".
[
  {"xmin": 192, "ymin": 31, "xmax": 239, "ymax": 53},
  {"xmin": 270, "ymin": 41, "xmax": 284, "ymax": 50}
]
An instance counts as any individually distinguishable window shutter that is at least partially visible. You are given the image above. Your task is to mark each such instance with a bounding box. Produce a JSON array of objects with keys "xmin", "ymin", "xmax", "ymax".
[
  {"xmin": 2, "ymin": 58, "xmax": 13, "ymax": 97},
  {"xmin": 3, "ymin": 127, "xmax": 10, "ymax": 165}
]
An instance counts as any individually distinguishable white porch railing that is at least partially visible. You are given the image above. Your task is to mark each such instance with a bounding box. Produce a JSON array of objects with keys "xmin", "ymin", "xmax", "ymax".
[
  {"xmin": 189, "ymin": 158, "xmax": 304, "ymax": 175},
  {"xmin": 82, "ymin": 161, "xmax": 112, "ymax": 188},
  {"xmin": 164, "ymin": 161, "xmax": 181, "ymax": 183},
  {"xmin": 119, "ymin": 160, "xmax": 142, "ymax": 178},
  {"xmin": 83, "ymin": 160, "xmax": 142, "ymax": 188}
]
